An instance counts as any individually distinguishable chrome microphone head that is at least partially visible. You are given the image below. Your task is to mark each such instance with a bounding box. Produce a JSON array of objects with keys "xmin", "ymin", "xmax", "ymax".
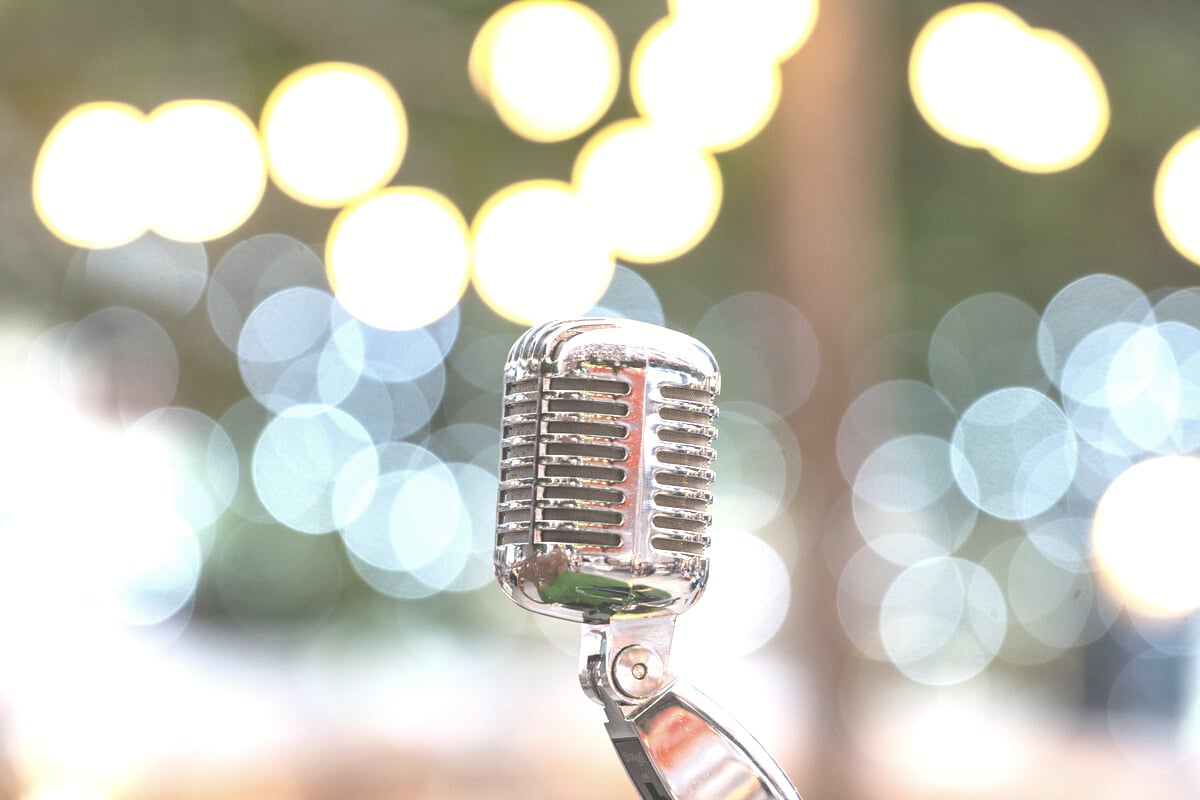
[{"xmin": 494, "ymin": 317, "xmax": 720, "ymax": 624}]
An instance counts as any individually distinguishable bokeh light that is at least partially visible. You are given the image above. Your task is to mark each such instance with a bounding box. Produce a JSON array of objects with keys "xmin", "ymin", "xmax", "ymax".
[
  {"xmin": 1155, "ymin": 127, "xmax": 1200, "ymax": 266},
  {"xmin": 837, "ymin": 380, "xmax": 956, "ymax": 486},
  {"xmin": 950, "ymin": 387, "xmax": 1077, "ymax": 520},
  {"xmin": 128, "ymin": 407, "xmax": 239, "ymax": 532},
  {"xmin": 694, "ymin": 292, "xmax": 818, "ymax": 417},
  {"xmin": 237, "ymin": 286, "xmax": 342, "ymax": 412},
  {"xmin": 674, "ymin": 528, "xmax": 791, "ymax": 661},
  {"xmin": 909, "ymin": 4, "xmax": 1033, "ymax": 148},
  {"xmin": 470, "ymin": 0, "xmax": 619, "ymax": 142},
  {"xmin": 927, "ymin": 292, "xmax": 1044, "ymax": 410},
  {"xmin": 326, "ymin": 187, "xmax": 470, "ymax": 331},
  {"xmin": 1023, "ymin": 515, "xmax": 1094, "ymax": 574},
  {"xmin": 668, "ymin": 0, "xmax": 819, "ymax": 63},
  {"xmin": 470, "ymin": 179, "xmax": 614, "ymax": 324},
  {"xmin": 98, "ymin": 503, "xmax": 202, "ymax": 627},
  {"xmin": 251, "ymin": 404, "xmax": 375, "ymax": 534},
  {"xmin": 350, "ymin": 464, "xmax": 462, "ymax": 573},
  {"xmin": 448, "ymin": 330, "xmax": 513, "ymax": 394},
  {"xmin": 909, "ymin": 3, "xmax": 1108, "ymax": 172},
  {"xmin": 838, "ymin": 542, "xmax": 906, "ymax": 661},
  {"xmin": 711, "ymin": 402, "xmax": 802, "ymax": 532},
  {"xmin": 82, "ymin": 234, "xmax": 208, "ymax": 322},
  {"xmin": 852, "ymin": 481, "xmax": 977, "ymax": 566},
  {"xmin": 587, "ymin": 264, "xmax": 666, "ymax": 325},
  {"xmin": 442, "ymin": 462, "xmax": 501, "ymax": 591},
  {"xmin": 423, "ymin": 424, "xmax": 501, "ymax": 473},
  {"xmin": 143, "ymin": 100, "xmax": 265, "ymax": 241},
  {"xmin": 335, "ymin": 443, "xmax": 488, "ymax": 599},
  {"xmin": 1093, "ymin": 455, "xmax": 1200, "ymax": 618},
  {"xmin": 879, "ymin": 556, "xmax": 1007, "ymax": 685},
  {"xmin": 0, "ymin": 382, "xmax": 204, "ymax": 634},
  {"xmin": 631, "ymin": 16, "xmax": 782, "ymax": 153},
  {"xmin": 1005, "ymin": 537, "xmax": 1099, "ymax": 651},
  {"xmin": 60, "ymin": 306, "xmax": 180, "ymax": 424},
  {"xmin": 574, "ymin": 119, "xmax": 723, "ymax": 263},
  {"xmin": 232, "ymin": 280, "xmax": 452, "ymax": 447},
  {"xmin": 1106, "ymin": 323, "xmax": 1200, "ymax": 453},
  {"xmin": 261, "ymin": 62, "xmax": 407, "ymax": 207},
  {"xmin": 218, "ymin": 398, "xmax": 275, "ymax": 524},
  {"xmin": 336, "ymin": 360, "xmax": 446, "ymax": 442},
  {"xmin": 1037, "ymin": 273, "xmax": 1150, "ymax": 388},
  {"xmin": 1053, "ymin": 317, "xmax": 1200, "ymax": 458},
  {"xmin": 207, "ymin": 233, "xmax": 327, "ymax": 353},
  {"xmin": 33, "ymin": 102, "xmax": 146, "ymax": 248},
  {"xmin": 35, "ymin": 99, "xmax": 266, "ymax": 246},
  {"xmin": 854, "ymin": 435, "xmax": 953, "ymax": 514}
]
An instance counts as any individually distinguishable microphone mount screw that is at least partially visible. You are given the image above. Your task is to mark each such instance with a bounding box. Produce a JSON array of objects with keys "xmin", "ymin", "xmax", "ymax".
[{"xmin": 613, "ymin": 644, "xmax": 665, "ymax": 699}]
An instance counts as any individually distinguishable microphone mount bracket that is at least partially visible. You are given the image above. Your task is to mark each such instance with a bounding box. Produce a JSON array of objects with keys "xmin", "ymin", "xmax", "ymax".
[{"xmin": 580, "ymin": 611, "xmax": 677, "ymax": 706}]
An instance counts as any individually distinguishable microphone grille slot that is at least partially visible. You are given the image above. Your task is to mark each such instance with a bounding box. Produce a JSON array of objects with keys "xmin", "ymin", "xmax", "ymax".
[
  {"xmin": 659, "ymin": 385, "xmax": 713, "ymax": 404},
  {"xmin": 548, "ymin": 376, "xmax": 630, "ymax": 395},
  {"xmin": 499, "ymin": 378, "xmax": 540, "ymax": 546},
  {"xmin": 546, "ymin": 398, "xmax": 628, "ymax": 416},
  {"xmin": 651, "ymin": 382, "xmax": 717, "ymax": 553}
]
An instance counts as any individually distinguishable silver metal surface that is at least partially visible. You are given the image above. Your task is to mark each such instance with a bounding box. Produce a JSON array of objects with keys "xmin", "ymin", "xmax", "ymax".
[
  {"xmin": 495, "ymin": 317, "xmax": 719, "ymax": 624},
  {"xmin": 581, "ymin": 612, "xmax": 678, "ymax": 705},
  {"xmin": 494, "ymin": 318, "xmax": 803, "ymax": 800},
  {"xmin": 622, "ymin": 680, "xmax": 802, "ymax": 800}
]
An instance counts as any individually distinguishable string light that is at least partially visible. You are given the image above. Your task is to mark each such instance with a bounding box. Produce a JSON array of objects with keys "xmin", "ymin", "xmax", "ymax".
[
  {"xmin": 1155, "ymin": 128, "xmax": 1200, "ymax": 266},
  {"xmin": 471, "ymin": 179, "xmax": 614, "ymax": 324},
  {"xmin": 33, "ymin": 102, "xmax": 147, "ymax": 248},
  {"xmin": 326, "ymin": 187, "xmax": 470, "ymax": 331},
  {"xmin": 573, "ymin": 119, "xmax": 722, "ymax": 263},
  {"xmin": 470, "ymin": 0, "xmax": 619, "ymax": 142},
  {"xmin": 1093, "ymin": 456, "xmax": 1200, "ymax": 618},
  {"xmin": 144, "ymin": 100, "xmax": 266, "ymax": 242},
  {"xmin": 261, "ymin": 62, "xmax": 407, "ymax": 208},
  {"xmin": 909, "ymin": 3, "xmax": 1108, "ymax": 172}
]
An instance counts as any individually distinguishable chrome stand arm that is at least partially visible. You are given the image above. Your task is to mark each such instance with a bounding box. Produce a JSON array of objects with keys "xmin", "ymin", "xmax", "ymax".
[{"xmin": 582, "ymin": 616, "xmax": 803, "ymax": 800}]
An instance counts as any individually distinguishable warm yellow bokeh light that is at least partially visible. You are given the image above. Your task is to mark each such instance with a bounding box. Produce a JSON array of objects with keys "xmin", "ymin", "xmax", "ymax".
[
  {"xmin": 573, "ymin": 119, "xmax": 722, "ymax": 263},
  {"xmin": 144, "ymin": 100, "xmax": 266, "ymax": 242},
  {"xmin": 631, "ymin": 16, "xmax": 782, "ymax": 153},
  {"xmin": 1092, "ymin": 456, "xmax": 1200, "ymax": 619},
  {"xmin": 33, "ymin": 102, "xmax": 147, "ymax": 249},
  {"xmin": 909, "ymin": 3, "xmax": 1108, "ymax": 173},
  {"xmin": 326, "ymin": 187, "xmax": 470, "ymax": 331},
  {"xmin": 1155, "ymin": 128, "xmax": 1200, "ymax": 266},
  {"xmin": 468, "ymin": 7, "xmax": 502, "ymax": 100},
  {"xmin": 988, "ymin": 30, "xmax": 1108, "ymax": 173},
  {"xmin": 261, "ymin": 62, "xmax": 407, "ymax": 208},
  {"xmin": 471, "ymin": 179, "xmax": 614, "ymax": 325},
  {"xmin": 668, "ymin": 0, "xmax": 819, "ymax": 63},
  {"xmin": 909, "ymin": 3, "xmax": 1028, "ymax": 149},
  {"xmin": 470, "ymin": 0, "xmax": 619, "ymax": 143}
]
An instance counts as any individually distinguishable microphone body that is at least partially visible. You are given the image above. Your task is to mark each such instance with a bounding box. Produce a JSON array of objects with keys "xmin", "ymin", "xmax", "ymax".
[
  {"xmin": 495, "ymin": 318, "xmax": 803, "ymax": 800},
  {"xmin": 496, "ymin": 317, "xmax": 717, "ymax": 621}
]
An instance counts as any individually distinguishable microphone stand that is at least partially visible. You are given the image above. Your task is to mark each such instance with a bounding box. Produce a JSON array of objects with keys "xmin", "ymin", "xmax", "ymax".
[{"xmin": 580, "ymin": 613, "xmax": 803, "ymax": 800}]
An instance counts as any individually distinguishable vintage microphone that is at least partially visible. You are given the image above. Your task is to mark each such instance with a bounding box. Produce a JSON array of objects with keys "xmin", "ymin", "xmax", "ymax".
[{"xmin": 495, "ymin": 317, "xmax": 803, "ymax": 800}]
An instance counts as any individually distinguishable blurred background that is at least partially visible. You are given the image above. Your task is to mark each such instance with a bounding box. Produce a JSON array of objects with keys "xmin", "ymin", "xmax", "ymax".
[{"xmin": 3, "ymin": 0, "xmax": 1200, "ymax": 797}]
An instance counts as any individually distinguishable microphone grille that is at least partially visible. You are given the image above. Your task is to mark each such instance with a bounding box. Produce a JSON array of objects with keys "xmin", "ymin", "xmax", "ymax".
[{"xmin": 495, "ymin": 318, "xmax": 719, "ymax": 622}]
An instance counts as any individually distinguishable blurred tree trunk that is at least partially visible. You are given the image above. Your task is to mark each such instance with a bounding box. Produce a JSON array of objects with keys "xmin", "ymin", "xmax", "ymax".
[{"xmin": 768, "ymin": 2, "xmax": 898, "ymax": 797}]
